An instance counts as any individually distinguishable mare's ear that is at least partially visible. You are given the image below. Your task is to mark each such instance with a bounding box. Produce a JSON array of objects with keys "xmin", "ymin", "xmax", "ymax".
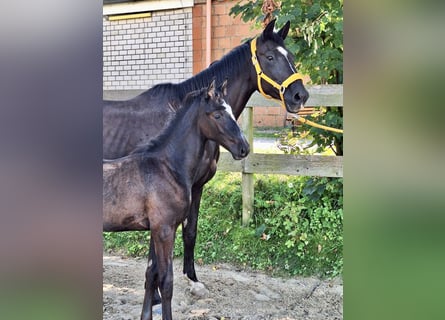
[
  {"xmin": 207, "ymin": 79, "xmax": 216, "ymax": 99},
  {"xmin": 277, "ymin": 21, "xmax": 290, "ymax": 40},
  {"xmin": 220, "ymin": 78, "xmax": 228, "ymax": 96},
  {"xmin": 261, "ymin": 19, "xmax": 276, "ymax": 40}
]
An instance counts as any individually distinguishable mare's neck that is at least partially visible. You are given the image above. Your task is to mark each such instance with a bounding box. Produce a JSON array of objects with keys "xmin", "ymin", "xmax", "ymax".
[{"xmin": 180, "ymin": 42, "xmax": 257, "ymax": 119}]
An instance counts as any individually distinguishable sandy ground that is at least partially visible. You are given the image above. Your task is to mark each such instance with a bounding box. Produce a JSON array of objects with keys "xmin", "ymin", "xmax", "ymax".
[{"xmin": 103, "ymin": 254, "xmax": 343, "ymax": 320}]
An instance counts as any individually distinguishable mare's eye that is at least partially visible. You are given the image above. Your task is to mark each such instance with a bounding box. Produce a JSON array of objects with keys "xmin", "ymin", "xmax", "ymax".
[{"xmin": 267, "ymin": 56, "xmax": 273, "ymax": 61}]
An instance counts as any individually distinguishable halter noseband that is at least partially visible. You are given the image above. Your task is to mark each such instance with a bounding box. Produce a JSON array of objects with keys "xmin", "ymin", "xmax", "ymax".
[{"xmin": 250, "ymin": 37, "xmax": 304, "ymax": 106}]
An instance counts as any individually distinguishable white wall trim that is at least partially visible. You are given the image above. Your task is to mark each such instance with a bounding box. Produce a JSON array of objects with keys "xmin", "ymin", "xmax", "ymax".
[{"xmin": 103, "ymin": 0, "xmax": 194, "ymax": 16}]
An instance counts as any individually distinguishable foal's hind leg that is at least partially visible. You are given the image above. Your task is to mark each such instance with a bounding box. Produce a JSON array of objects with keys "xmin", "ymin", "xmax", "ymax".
[{"xmin": 141, "ymin": 239, "xmax": 161, "ymax": 320}]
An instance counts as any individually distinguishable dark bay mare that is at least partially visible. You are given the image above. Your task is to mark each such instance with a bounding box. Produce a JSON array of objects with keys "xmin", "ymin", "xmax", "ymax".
[
  {"xmin": 103, "ymin": 19, "xmax": 309, "ymax": 313},
  {"xmin": 103, "ymin": 81, "xmax": 249, "ymax": 320}
]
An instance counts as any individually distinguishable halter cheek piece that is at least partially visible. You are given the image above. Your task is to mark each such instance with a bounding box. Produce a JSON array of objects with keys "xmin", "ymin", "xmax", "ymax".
[{"xmin": 250, "ymin": 37, "xmax": 304, "ymax": 106}]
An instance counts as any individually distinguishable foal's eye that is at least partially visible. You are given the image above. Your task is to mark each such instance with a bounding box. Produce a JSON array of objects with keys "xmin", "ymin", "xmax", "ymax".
[
  {"xmin": 267, "ymin": 56, "xmax": 273, "ymax": 61},
  {"xmin": 213, "ymin": 113, "xmax": 222, "ymax": 120}
]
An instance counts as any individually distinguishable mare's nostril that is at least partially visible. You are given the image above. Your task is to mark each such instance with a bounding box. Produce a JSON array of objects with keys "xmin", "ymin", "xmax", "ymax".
[{"xmin": 294, "ymin": 92, "xmax": 301, "ymax": 101}]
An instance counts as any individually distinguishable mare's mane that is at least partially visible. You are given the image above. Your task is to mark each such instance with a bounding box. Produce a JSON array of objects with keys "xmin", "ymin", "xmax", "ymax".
[{"xmin": 145, "ymin": 41, "xmax": 251, "ymax": 101}]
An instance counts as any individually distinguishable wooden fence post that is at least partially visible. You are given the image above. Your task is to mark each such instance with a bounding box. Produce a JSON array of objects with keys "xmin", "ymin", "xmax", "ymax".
[{"xmin": 241, "ymin": 106, "xmax": 254, "ymax": 226}]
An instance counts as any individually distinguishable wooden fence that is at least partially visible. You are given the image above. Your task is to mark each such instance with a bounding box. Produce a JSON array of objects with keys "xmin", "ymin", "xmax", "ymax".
[
  {"xmin": 103, "ymin": 85, "xmax": 343, "ymax": 225},
  {"xmin": 216, "ymin": 84, "xmax": 343, "ymax": 225}
]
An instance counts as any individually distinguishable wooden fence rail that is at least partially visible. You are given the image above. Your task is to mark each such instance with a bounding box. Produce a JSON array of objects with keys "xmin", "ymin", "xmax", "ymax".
[
  {"xmin": 216, "ymin": 84, "xmax": 343, "ymax": 225},
  {"xmin": 218, "ymin": 153, "xmax": 343, "ymax": 177}
]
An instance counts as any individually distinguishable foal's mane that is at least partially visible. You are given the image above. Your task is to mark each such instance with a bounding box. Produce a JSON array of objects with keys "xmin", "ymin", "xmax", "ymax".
[{"xmin": 130, "ymin": 88, "xmax": 207, "ymax": 155}]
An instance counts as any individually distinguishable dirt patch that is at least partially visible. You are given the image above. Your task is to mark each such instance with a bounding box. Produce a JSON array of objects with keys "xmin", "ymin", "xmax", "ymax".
[{"xmin": 103, "ymin": 254, "xmax": 343, "ymax": 320}]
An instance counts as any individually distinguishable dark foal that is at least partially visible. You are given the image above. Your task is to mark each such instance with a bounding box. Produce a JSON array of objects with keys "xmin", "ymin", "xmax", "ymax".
[{"xmin": 103, "ymin": 81, "xmax": 249, "ymax": 320}]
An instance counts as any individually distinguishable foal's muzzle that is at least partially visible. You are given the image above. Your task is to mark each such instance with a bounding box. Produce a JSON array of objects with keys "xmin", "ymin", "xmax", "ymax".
[{"xmin": 232, "ymin": 138, "xmax": 250, "ymax": 160}]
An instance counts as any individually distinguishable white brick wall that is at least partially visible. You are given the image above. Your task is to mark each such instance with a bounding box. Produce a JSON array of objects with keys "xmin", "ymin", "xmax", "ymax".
[{"xmin": 103, "ymin": 7, "xmax": 193, "ymax": 90}]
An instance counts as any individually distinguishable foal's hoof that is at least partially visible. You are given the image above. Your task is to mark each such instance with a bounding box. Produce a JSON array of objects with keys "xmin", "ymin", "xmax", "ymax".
[
  {"xmin": 153, "ymin": 289, "xmax": 162, "ymax": 305},
  {"xmin": 189, "ymin": 280, "xmax": 209, "ymax": 298}
]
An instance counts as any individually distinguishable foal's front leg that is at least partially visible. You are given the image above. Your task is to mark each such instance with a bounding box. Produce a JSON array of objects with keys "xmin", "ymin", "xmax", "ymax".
[
  {"xmin": 143, "ymin": 238, "xmax": 162, "ymax": 306},
  {"xmin": 183, "ymin": 159, "xmax": 217, "ymax": 282},
  {"xmin": 141, "ymin": 238, "xmax": 159, "ymax": 320},
  {"xmin": 153, "ymin": 225, "xmax": 176, "ymax": 320}
]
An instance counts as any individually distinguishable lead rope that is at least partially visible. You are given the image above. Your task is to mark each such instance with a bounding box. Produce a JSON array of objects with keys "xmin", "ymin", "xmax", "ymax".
[{"xmin": 290, "ymin": 114, "xmax": 344, "ymax": 134}]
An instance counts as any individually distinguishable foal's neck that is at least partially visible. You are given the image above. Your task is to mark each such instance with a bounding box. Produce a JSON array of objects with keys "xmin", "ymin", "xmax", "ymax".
[{"xmin": 160, "ymin": 101, "xmax": 208, "ymax": 179}]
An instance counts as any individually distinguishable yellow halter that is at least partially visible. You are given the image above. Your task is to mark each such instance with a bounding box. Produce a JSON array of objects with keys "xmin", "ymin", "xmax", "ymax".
[{"xmin": 250, "ymin": 37, "xmax": 304, "ymax": 106}]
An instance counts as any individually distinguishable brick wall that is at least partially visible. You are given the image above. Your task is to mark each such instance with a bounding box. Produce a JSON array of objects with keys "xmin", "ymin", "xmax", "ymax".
[
  {"xmin": 103, "ymin": 7, "xmax": 193, "ymax": 90},
  {"xmin": 192, "ymin": 0, "xmax": 257, "ymax": 73}
]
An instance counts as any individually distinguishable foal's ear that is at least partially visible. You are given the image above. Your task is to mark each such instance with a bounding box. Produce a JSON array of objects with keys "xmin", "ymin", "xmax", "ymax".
[
  {"xmin": 220, "ymin": 78, "xmax": 228, "ymax": 96},
  {"xmin": 277, "ymin": 21, "xmax": 291, "ymax": 40},
  {"xmin": 262, "ymin": 19, "xmax": 276, "ymax": 40},
  {"xmin": 207, "ymin": 79, "xmax": 216, "ymax": 99}
]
